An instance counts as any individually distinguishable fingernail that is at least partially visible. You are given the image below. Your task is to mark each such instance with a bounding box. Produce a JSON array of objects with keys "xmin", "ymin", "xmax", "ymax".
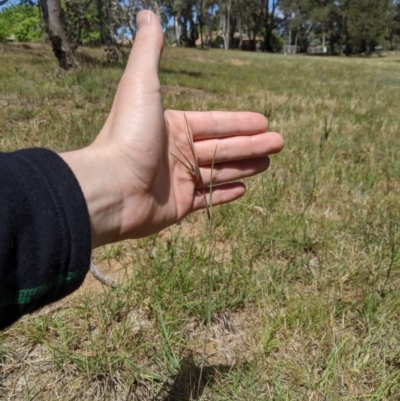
[{"xmin": 137, "ymin": 10, "xmax": 152, "ymax": 29}]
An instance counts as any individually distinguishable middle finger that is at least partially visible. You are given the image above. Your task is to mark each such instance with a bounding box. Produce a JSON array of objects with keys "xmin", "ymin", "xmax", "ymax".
[{"xmin": 195, "ymin": 132, "xmax": 284, "ymax": 165}]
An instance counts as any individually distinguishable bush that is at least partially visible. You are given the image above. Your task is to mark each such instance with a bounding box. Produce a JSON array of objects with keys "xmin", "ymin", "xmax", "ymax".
[{"xmin": 0, "ymin": 4, "xmax": 42, "ymax": 42}]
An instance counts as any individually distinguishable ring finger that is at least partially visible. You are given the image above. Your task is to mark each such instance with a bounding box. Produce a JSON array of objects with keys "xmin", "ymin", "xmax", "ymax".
[{"xmin": 196, "ymin": 156, "xmax": 270, "ymax": 188}]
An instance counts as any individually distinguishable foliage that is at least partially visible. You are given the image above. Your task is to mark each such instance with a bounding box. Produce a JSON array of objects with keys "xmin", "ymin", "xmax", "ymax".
[
  {"xmin": 345, "ymin": 0, "xmax": 390, "ymax": 53},
  {"xmin": 273, "ymin": 0, "xmax": 400, "ymax": 54},
  {"xmin": 62, "ymin": 0, "xmax": 102, "ymax": 46},
  {"xmin": 1, "ymin": 0, "xmax": 400, "ymax": 54},
  {"xmin": 0, "ymin": 3, "xmax": 42, "ymax": 42}
]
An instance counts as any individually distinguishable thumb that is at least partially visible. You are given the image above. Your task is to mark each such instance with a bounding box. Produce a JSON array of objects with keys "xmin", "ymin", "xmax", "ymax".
[
  {"xmin": 106, "ymin": 9, "xmax": 165, "ymax": 136},
  {"xmin": 124, "ymin": 10, "xmax": 164, "ymax": 83}
]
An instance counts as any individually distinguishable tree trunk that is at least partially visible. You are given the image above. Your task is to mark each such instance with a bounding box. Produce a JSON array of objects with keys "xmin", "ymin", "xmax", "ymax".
[
  {"xmin": 105, "ymin": 0, "xmax": 115, "ymax": 44},
  {"xmin": 339, "ymin": 14, "xmax": 345, "ymax": 56},
  {"xmin": 96, "ymin": 0, "xmax": 107, "ymax": 44},
  {"xmin": 222, "ymin": 0, "xmax": 231, "ymax": 50},
  {"xmin": 174, "ymin": 14, "xmax": 181, "ymax": 47},
  {"xmin": 238, "ymin": 15, "xmax": 243, "ymax": 50},
  {"xmin": 200, "ymin": 19, "xmax": 204, "ymax": 48},
  {"xmin": 199, "ymin": 0, "xmax": 204, "ymax": 49},
  {"xmin": 41, "ymin": 0, "xmax": 79, "ymax": 70},
  {"xmin": 189, "ymin": 18, "xmax": 199, "ymax": 47},
  {"xmin": 294, "ymin": 24, "xmax": 299, "ymax": 54},
  {"xmin": 149, "ymin": 0, "xmax": 160, "ymax": 20},
  {"xmin": 264, "ymin": 0, "xmax": 277, "ymax": 52}
]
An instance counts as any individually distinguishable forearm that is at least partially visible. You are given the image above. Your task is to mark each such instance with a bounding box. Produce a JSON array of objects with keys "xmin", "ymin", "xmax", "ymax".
[
  {"xmin": 59, "ymin": 146, "xmax": 124, "ymax": 249},
  {"xmin": 0, "ymin": 149, "xmax": 91, "ymax": 329}
]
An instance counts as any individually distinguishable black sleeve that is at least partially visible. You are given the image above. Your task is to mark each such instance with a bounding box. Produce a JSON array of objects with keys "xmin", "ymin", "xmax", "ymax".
[{"xmin": 0, "ymin": 148, "xmax": 91, "ymax": 330}]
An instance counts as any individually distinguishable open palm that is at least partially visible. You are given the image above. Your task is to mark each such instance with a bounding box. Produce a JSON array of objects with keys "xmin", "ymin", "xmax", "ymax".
[{"xmin": 62, "ymin": 10, "xmax": 284, "ymax": 248}]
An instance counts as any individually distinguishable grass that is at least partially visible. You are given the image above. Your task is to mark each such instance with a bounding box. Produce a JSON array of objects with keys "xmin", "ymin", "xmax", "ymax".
[{"xmin": 1, "ymin": 43, "xmax": 400, "ymax": 400}]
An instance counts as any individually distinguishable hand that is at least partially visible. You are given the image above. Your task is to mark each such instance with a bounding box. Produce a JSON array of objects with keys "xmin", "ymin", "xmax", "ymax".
[{"xmin": 61, "ymin": 10, "xmax": 284, "ymax": 249}]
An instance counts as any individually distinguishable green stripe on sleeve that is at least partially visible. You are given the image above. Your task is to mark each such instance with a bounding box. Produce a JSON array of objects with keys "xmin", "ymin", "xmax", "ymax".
[{"xmin": 0, "ymin": 269, "xmax": 87, "ymax": 308}]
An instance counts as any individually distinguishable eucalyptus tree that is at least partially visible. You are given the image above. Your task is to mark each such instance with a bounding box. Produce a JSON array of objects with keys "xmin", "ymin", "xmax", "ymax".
[
  {"xmin": 163, "ymin": 0, "xmax": 207, "ymax": 47},
  {"xmin": 280, "ymin": 0, "xmax": 318, "ymax": 52},
  {"xmin": 0, "ymin": 0, "xmax": 78, "ymax": 68},
  {"xmin": 263, "ymin": 0, "xmax": 281, "ymax": 52},
  {"xmin": 219, "ymin": 0, "xmax": 231, "ymax": 49},
  {"xmin": 39, "ymin": 0, "xmax": 79, "ymax": 69},
  {"xmin": 389, "ymin": 0, "xmax": 400, "ymax": 48},
  {"xmin": 163, "ymin": 0, "xmax": 184, "ymax": 46},
  {"xmin": 197, "ymin": 0, "xmax": 218, "ymax": 48},
  {"xmin": 180, "ymin": 0, "xmax": 199, "ymax": 47},
  {"xmin": 245, "ymin": 0, "xmax": 266, "ymax": 51},
  {"xmin": 217, "ymin": 0, "xmax": 264, "ymax": 51},
  {"xmin": 64, "ymin": 0, "xmax": 100, "ymax": 50},
  {"xmin": 344, "ymin": 0, "xmax": 391, "ymax": 53}
]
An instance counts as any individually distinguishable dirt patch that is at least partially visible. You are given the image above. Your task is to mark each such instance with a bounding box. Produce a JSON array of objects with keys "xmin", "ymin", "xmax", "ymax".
[
  {"xmin": 31, "ymin": 258, "xmax": 128, "ymax": 317},
  {"xmin": 227, "ymin": 59, "xmax": 251, "ymax": 66},
  {"xmin": 185, "ymin": 309, "xmax": 260, "ymax": 366},
  {"xmin": 185, "ymin": 56, "xmax": 251, "ymax": 67},
  {"xmin": 35, "ymin": 212, "xmax": 209, "ymax": 316},
  {"xmin": 189, "ymin": 56, "xmax": 220, "ymax": 64}
]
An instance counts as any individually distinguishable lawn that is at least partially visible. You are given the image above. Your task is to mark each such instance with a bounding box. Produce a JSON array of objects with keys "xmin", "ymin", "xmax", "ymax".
[{"xmin": 1, "ymin": 43, "xmax": 400, "ymax": 400}]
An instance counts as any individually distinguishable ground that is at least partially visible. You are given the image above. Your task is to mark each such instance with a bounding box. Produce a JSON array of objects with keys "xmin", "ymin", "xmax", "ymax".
[{"xmin": 1, "ymin": 43, "xmax": 400, "ymax": 400}]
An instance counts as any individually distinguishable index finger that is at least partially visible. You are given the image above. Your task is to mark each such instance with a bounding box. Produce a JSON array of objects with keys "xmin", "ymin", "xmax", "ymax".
[{"xmin": 180, "ymin": 111, "xmax": 269, "ymax": 140}]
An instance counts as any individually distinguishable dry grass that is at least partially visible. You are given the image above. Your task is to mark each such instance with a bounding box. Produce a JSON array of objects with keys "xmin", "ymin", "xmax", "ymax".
[{"xmin": 1, "ymin": 43, "xmax": 400, "ymax": 400}]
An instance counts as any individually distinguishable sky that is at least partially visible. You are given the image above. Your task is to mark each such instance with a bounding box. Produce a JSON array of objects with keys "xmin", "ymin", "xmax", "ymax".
[{"xmin": 0, "ymin": 0, "xmax": 20, "ymax": 11}]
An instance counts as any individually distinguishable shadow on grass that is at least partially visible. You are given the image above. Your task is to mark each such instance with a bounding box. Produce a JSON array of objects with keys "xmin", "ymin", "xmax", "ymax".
[
  {"xmin": 155, "ymin": 354, "xmax": 244, "ymax": 401},
  {"xmin": 161, "ymin": 68, "xmax": 206, "ymax": 78},
  {"xmin": 76, "ymin": 50, "xmax": 127, "ymax": 69}
]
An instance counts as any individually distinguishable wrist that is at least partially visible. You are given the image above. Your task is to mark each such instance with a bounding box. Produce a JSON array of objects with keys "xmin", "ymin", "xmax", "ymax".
[{"xmin": 59, "ymin": 146, "xmax": 123, "ymax": 249}]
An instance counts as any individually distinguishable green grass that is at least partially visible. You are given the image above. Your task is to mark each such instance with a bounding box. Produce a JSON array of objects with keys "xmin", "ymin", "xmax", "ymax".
[{"xmin": 1, "ymin": 43, "xmax": 400, "ymax": 400}]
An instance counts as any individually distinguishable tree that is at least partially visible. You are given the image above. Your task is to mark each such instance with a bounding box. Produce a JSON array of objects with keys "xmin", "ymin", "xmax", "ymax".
[
  {"xmin": 344, "ymin": 0, "xmax": 390, "ymax": 53},
  {"xmin": 220, "ymin": 0, "xmax": 231, "ymax": 50},
  {"xmin": 389, "ymin": 0, "xmax": 400, "ymax": 48},
  {"xmin": 264, "ymin": 0, "xmax": 280, "ymax": 52},
  {"xmin": 64, "ymin": 0, "xmax": 100, "ymax": 49},
  {"xmin": 40, "ymin": 0, "xmax": 79, "ymax": 69},
  {"xmin": 0, "ymin": 4, "xmax": 42, "ymax": 42}
]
